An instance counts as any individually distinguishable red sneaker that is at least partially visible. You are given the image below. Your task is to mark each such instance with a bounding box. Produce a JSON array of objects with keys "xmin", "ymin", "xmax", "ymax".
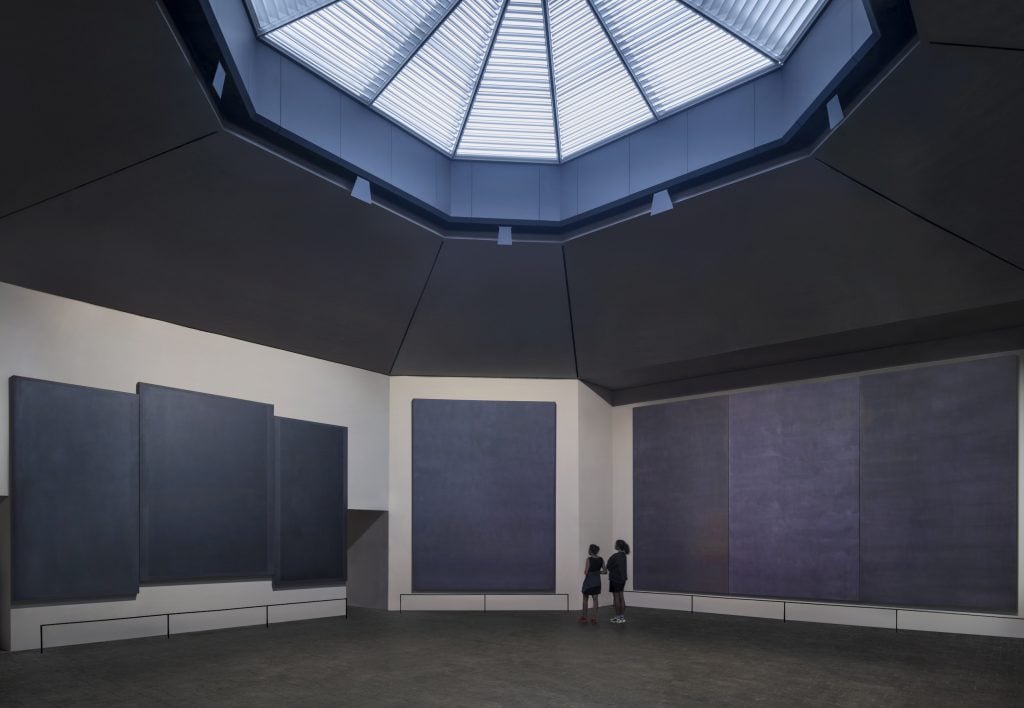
[
  {"xmin": 578, "ymin": 616, "xmax": 588, "ymax": 623},
  {"xmin": 590, "ymin": 618, "xmax": 597, "ymax": 625}
]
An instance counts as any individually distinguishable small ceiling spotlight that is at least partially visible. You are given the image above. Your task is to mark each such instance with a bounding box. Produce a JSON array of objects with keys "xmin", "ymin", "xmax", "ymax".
[
  {"xmin": 651, "ymin": 190, "xmax": 673, "ymax": 216},
  {"xmin": 827, "ymin": 95, "xmax": 844, "ymax": 129},
  {"xmin": 212, "ymin": 62, "xmax": 226, "ymax": 98},
  {"xmin": 352, "ymin": 176, "xmax": 372, "ymax": 204}
]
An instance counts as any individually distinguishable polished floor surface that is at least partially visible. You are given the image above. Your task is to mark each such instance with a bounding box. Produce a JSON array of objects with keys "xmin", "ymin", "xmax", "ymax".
[{"xmin": 1, "ymin": 607, "xmax": 1022, "ymax": 706}]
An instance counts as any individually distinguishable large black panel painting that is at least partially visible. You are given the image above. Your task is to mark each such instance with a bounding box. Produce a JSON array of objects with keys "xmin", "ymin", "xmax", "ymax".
[
  {"xmin": 634, "ymin": 397, "xmax": 729, "ymax": 594},
  {"xmin": 860, "ymin": 357, "xmax": 1018, "ymax": 612},
  {"xmin": 275, "ymin": 417, "xmax": 347, "ymax": 586},
  {"xmin": 11, "ymin": 377, "xmax": 139, "ymax": 602},
  {"xmin": 140, "ymin": 384, "xmax": 273, "ymax": 582},
  {"xmin": 729, "ymin": 378, "xmax": 860, "ymax": 601},
  {"xmin": 412, "ymin": 399, "xmax": 556, "ymax": 592}
]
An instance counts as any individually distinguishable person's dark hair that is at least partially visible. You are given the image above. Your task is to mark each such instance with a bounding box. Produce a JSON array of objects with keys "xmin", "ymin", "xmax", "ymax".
[
  {"xmin": 588, "ymin": 544, "xmax": 600, "ymax": 556},
  {"xmin": 615, "ymin": 539, "xmax": 630, "ymax": 555}
]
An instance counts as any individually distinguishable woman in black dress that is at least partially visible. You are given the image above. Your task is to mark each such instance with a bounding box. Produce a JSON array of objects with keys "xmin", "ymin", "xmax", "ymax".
[
  {"xmin": 606, "ymin": 540, "xmax": 630, "ymax": 623},
  {"xmin": 579, "ymin": 544, "xmax": 604, "ymax": 624}
]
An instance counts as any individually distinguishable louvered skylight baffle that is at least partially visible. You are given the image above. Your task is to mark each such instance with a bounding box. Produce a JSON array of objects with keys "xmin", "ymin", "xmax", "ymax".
[
  {"xmin": 247, "ymin": 0, "xmax": 831, "ymax": 161},
  {"xmin": 680, "ymin": 0, "xmax": 831, "ymax": 60},
  {"xmin": 457, "ymin": 0, "xmax": 558, "ymax": 161},
  {"xmin": 264, "ymin": 0, "xmax": 458, "ymax": 100}
]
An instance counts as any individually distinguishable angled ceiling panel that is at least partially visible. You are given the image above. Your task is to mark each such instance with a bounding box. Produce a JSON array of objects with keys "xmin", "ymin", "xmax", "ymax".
[
  {"xmin": 592, "ymin": 0, "xmax": 773, "ymax": 116},
  {"xmin": 264, "ymin": 0, "xmax": 457, "ymax": 101},
  {"xmin": 817, "ymin": 43, "xmax": 1024, "ymax": 269},
  {"xmin": 0, "ymin": 133, "xmax": 440, "ymax": 373},
  {"xmin": 565, "ymin": 158, "xmax": 1024, "ymax": 386},
  {"xmin": 680, "ymin": 0, "xmax": 832, "ymax": 60},
  {"xmin": 373, "ymin": 0, "xmax": 505, "ymax": 154},
  {"xmin": 0, "ymin": 0, "xmax": 218, "ymax": 218},
  {"xmin": 910, "ymin": 0, "xmax": 1024, "ymax": 50},
  {"xmin": 392, "ymin": 240, "xmax": 577, "ymax": 378},
  {"xmin": 547, "ymin": 0, "xmax": 655, "ymax": 158},
  {"xmin": 456, "ymin": 0, "xmax": 559, "ymax": 161}
]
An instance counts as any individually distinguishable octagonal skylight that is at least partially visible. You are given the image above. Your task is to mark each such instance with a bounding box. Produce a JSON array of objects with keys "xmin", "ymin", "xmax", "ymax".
[{"xmin": 246, "ymin": 0, "xmax": 831, "ymax": 162}]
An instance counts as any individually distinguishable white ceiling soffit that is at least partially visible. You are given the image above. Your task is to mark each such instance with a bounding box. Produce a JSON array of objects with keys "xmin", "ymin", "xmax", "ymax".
[
  {"xmin": 246, "ymin": 0, "xmax": 334, "ymax": 33},
  {"xmin": 679, "ymin": 0, "xmax": 832, "ymax": 61},
  {"xmin": 373, "ymin": 0, "xmax": 505, "ymax": 154},
  {"xmin": 264, "ymin": 0, "xmax": 458, "ymax": 101},
  {"xmin": 456, "ymin": 0, "xmax": 559, "ymax": 161},
  {"xmin": 547, "ymin": 0, "xmax": 655, "ymax": 160},
  {"xmin": 592, "ymin": 0, "xmax": 774, "ymax": 116}
]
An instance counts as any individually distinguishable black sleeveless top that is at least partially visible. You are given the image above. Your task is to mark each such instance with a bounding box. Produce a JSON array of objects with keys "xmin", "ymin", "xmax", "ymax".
[{"xmin": 587, "ymin": 556, "xmax": 603, "ymax": 573}]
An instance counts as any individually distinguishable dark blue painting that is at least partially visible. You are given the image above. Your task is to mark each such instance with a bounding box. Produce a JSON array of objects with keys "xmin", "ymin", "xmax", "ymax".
[{"xmin": 412, "ymin": 399, "xmax": 556, "ymax": 592}]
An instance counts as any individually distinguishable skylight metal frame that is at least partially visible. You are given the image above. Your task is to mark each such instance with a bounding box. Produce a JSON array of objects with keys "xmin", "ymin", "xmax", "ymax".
[
  {"xmin": 584, "ymin": 0, "xmax": 660, "ymax": 119},
  {"xmin": 670, "ymin": 0, "xmax": 779, "ymax": 66},
  {"xmin": 678, "ymin": 0, "xmax": 831, "ymax": 61},
  {"xmin": 452, "ymin": 0, "xmax": 513, "ymax": 158},
  {"xmin": 541, "ymin": 0, "xmax": 564, "ymax": 162},
  {"xmin": 244, "ymin": 0, "xmax": 335, "ymax": 35},
  {"xmin": 248, "ymin": 0, "xmax": 832, "ymax": 163}
]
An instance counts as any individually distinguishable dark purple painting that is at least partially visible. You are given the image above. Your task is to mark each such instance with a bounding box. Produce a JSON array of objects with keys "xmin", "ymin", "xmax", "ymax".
[
  {"xmin": 729, "ymin": 378, "xmax": 860, "ymax": 601},
  {"xmin": 634, "ymin": 397, "xmax": 729, "ymax": 594},
  {"xmin": 412, "ymin": 399, "xmax": 556, "ymax": 592},
  {"xmin": 860, "ymin": 356, "xmax": 1018, "ymax": 612}
]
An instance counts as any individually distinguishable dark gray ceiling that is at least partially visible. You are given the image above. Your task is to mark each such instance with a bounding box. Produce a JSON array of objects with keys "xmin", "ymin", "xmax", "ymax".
[
  {"xmin": 0, "ymin": 0, "xmax": 218, "ymax": 218},
  {"xmin": 392, "ymin": 240, "xmax": 576, "ymax": 379},
  {"xmin": 565, "ymin": 157, "xmax": 1024, "ymax": 390},
  {"xmin": 817, "ymin": 43, "xmax": 1024, "ymax": 270},
  {"xmin": 0, "ymin": 131, "xmax": 440, "ymax": 373},
  {"xmin": 1, "ymin": 0, "xmax": 1023, "ymax": 404},
  {"xmin": 909, "ymin": 0, "xmax": 1024, "ymax": 49}
]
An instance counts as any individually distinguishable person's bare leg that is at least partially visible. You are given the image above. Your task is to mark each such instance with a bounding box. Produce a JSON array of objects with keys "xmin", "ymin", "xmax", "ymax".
[{"xmin": 580, "ymin": 595, "xmax": 589, "ymax": 621}]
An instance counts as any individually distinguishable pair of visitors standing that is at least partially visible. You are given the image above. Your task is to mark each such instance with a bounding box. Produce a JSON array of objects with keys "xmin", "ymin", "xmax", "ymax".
[{"xmin": 579, "ymin": 540, "xmax": 631, "ymax": 624}]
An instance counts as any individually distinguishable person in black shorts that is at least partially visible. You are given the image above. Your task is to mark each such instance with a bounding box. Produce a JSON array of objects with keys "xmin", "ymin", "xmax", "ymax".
[
  {"xmin": 579, "ymin": 544, "xmax": 604, "ymax": 625},
  {"xmin": 606, "ymin": 539, "xmax": 630, "ymax": 623}
]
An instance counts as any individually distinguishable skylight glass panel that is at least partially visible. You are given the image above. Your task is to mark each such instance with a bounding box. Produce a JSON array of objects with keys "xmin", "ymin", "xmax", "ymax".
[
  {"xmin": 264, "ymin": 0, "xmax": 456, "ymax": 100},
  {"xmin": 247, "ymin": 0, "xmax": 332, "ymax": 33},
  {"xmin": 681, "ymin": 0, "xmax": 831, "ymax": 60},
  {"xmin": 547, "ymin": 0, "xmax": 654, "ymax": 159},
  {"xmin": 456, "ymin": 0, "xmax": 558, "ymax": 161},
  {"xmin": 373, "ymin": 0, "xmax": 504, "ymax": 155},
  {"xmin": 592, "ymin": 0, "xmax": 774, "ymax": 116}
]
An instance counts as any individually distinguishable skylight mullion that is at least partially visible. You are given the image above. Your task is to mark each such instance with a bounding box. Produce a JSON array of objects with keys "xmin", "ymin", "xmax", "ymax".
[
  {"xmin": 679, "ymin": 0, "xmax": 830, "ymax": 60},
  {"xmin": 674, "ymin": 0, "xmax": 778, "ymax": 62},
  {"xmin": 542, "ymin": 1, "xmax": 563, "ymax": 161},
  {"xmin": 370, "ymin": 0, "xmax": 467, "ymax": 102},
  {"xmin": 374, "ymin": 0, "xmax": 507, "ymax": 154},
  {"xmin": 584, "ymin": 0, "xmax": 659, "ymax": 118},
  {"xmin": 453, "ymin": 0, "xmax": 513, "ymax": 157},
  {"xmin": 246, "ymin": 0, "xmax": 335, "ymax": 35}
]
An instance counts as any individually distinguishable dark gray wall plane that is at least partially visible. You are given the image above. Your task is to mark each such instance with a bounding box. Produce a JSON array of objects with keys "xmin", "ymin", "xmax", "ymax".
[
  {"xmin": 633, "ymin": 397, "xmax": 729, "ymax": 594},
  {"xmin": 729, "ymin": 378, "xmax": 860, "ymax": 602},
  {"xmin": 412, "ymin": 400, "xmax": 556, "ymax": 592},
  {"xmin": 11, "ymin": 377, "xmax": 139, "ymax": 602},
  {"xmin": 275, "ymin": 418, "xmax": 347, "ymax": 586},
  {"xmin": 140, "ymin": 384, "xmax": 273, "ymax": 582},
  {"xmin": 860, "ymin": 357, "xmax": 1019, "ymax": 612},
  {"xmin": 347, "ymin": 510, "xmax": 389, "ymax": 609}
]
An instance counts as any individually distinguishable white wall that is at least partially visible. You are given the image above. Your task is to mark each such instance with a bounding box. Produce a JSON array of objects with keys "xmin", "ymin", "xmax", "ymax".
[
  {"xmin": 387, "ymin": 376, "xmax": 583, "ymax": 611},
  {"xmin": 612, "ymin": 353, "xmax": 1024, "ymax": 622},
  {"xmin": 0, "ymin": 282, "xmax": 389, "ymax": 650},
  {"xmin": 578, "ymin": 383, "xmax": 613, "ymax": 604}
]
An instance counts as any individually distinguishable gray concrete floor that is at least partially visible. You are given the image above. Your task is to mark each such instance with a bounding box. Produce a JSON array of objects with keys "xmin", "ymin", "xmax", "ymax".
[{"xmin": 1, "ymin": 607, "xmax": 1022, "ymax": 706}]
